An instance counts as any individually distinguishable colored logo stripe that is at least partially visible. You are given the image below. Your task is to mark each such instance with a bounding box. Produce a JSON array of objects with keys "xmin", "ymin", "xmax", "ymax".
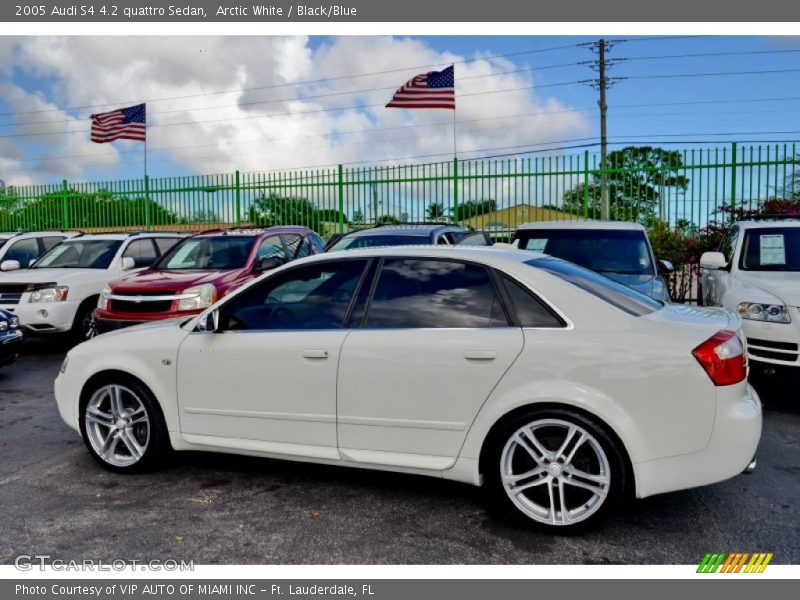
[{"xmin": 697, "ymin": 552, "xmax": 773, "ymax": 573}]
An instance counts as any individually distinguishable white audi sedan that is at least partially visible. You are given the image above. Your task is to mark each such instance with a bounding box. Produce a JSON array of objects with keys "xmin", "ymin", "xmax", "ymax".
[{"xmin": 55, "ymin": 246, "xmax": 761, "ymax": 532}]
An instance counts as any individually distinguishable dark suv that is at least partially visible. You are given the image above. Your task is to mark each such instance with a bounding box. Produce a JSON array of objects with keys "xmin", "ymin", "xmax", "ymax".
[
  {"xmin": 325, "ymin": 223, "xmax": 492, "ymax": 252},
  {"xmin": 93, "ymin": 226, "xmax": 324, "ymax": 333}
]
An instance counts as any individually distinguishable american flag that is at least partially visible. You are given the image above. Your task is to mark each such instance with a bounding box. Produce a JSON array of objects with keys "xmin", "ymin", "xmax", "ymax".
[
  {"xmin": 90, "ymin": 103, "xmax": 146, "ymax": 143},
  {"xmin": 386, "ymin": 65, "xmax": 455, "ymax": 110}
]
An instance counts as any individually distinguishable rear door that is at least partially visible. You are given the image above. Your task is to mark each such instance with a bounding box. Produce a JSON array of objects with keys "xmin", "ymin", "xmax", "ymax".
[{"xmin": 336, "ymin": 257, "xmax": 524, "ymax": 470}]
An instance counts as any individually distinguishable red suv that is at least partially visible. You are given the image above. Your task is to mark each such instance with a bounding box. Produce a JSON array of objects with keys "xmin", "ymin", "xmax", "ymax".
[{"xmin": 93, "ymin": 226, "xmax": 324, "ymax": 333}]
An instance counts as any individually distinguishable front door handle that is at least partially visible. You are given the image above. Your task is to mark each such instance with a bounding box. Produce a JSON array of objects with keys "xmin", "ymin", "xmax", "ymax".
[
  {"xmin": 302, "ymin": 349, "xmax": 329, "ymax": 359},
  {"xmin": 464, "ymin": 350, "xmax": 497, "ymax": 360}
]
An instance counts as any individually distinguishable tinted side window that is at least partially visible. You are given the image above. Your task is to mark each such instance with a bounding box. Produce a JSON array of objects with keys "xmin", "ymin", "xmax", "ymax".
[
  {"xmin": 256, "ymin": 235, "xmax": 286, "ymax": 261},
  {"xmin": 499, "ymin": 274, "xmax": 565, "ymax": 328},
  {"xmin": 41, "ymin": 236, "xmax": 66, "ymax": 252},
  {"xmin": 283, "ymin": 234, "xmax": 311, "ymax": 259},
  {"xmin": 221, "ymin": 260, "xmax": 368, "ymax": 331},
  {"xmin": 155, "ymin": 237, "xmax": 181, "ymax": 255},
  {"xmin": 123, "ymin": 239, "xmax": 158, "ymax": 267},
  {"xmin": 365, "ymin": 258, "xmax": 508, "ymax": 328},
  {"xmin": 4, "ymin": 238, "xmax": 39, "ymax": 265}
]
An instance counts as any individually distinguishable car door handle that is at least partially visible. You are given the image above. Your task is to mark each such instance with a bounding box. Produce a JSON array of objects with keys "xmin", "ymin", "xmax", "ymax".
[
  {"xmin": 463, "ymin": 350, "xmax": 497, "ymax": 360},
  {"xmin": 302, "ymin": 349, "xmax": 329, "ymax": 359}
]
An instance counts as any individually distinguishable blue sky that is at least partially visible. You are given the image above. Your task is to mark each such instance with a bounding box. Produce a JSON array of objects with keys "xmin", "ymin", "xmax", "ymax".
[{"xmin": 1, "ymin": 35, "xmax": 799, "ymax": 187}]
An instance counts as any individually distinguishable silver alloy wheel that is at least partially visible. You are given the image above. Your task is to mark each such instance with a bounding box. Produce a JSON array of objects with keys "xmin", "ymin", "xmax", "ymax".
[
  {"xmin": 84, "ymin": 384, "xmax": 150, "ymax": 467},
  {"xmin": 82, "ymin": 311, "xmax": 96, "ymax": 339},
  {"xmin": 500, "ymin": 418, "xmax": 610, "ymax": 526}
]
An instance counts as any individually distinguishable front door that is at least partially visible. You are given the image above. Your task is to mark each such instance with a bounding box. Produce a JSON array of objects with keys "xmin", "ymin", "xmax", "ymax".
[{"xmin": 177, "ymin": 258, "xmax": 369, "ymax": 459}]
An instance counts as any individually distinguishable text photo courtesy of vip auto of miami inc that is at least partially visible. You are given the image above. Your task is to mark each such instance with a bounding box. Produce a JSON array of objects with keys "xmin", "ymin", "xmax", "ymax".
[{"xmin": 0, "ymin": 30, "xmax": 798, "ymax": 578}]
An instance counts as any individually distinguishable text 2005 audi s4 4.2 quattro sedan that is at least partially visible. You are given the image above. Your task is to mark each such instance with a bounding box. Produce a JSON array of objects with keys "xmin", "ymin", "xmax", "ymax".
[{"xmin": 54, "ymin": 246, "xmax": 761, "ymax": 532}]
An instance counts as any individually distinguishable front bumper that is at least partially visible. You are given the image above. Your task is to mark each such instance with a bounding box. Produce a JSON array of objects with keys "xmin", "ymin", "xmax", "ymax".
[
  {"xmin": 0, "ymin": 330, "xmax": 23, "ymax": 366},
  {"xmin": 2, "ymin": 300, "xmax": 79, "ymax": 334},
  {"xmin": 633, "ymin": 383, "xmax": 762, "ymax": 498},
  {"xmin": 741, "ymin": 318, "xmax": 800, "ymax": 369}
]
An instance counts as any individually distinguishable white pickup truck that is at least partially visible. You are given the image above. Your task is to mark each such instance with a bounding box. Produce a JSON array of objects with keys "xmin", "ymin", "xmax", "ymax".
[
  {"xmin": 700, "ymin": 218, "xmax": 800, "ymax": 382},
  {"xmin": 0, "ymin": 232, "xmax": 184, "ymax": 341}
]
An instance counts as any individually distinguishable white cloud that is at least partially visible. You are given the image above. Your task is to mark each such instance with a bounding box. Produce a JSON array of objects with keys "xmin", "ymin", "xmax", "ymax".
[{"xmin": 0, "ymin": 35, "xmax": 591, "ymax": 185}]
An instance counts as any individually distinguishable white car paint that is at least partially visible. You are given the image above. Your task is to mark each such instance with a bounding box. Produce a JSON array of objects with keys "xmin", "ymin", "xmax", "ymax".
[
  {"xmin": 700, "ymin": 220, "xmax": 800, "ymax": 375},
  {"xmin": 54, "ymin": 246, "xmax": 761, "ymax": 525},
  {"xmin": 0, "ymin": 231, "xmax": 78, "ymax": 270},
  {"xmin": 0, "ymin": 233, "xmax": 184, "ymax": 335}
]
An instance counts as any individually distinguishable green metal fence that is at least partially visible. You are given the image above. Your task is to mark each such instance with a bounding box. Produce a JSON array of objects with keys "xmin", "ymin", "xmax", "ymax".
[{"xmin": 1, "ymin": 142, "xmax": 797, "ymax": 238}]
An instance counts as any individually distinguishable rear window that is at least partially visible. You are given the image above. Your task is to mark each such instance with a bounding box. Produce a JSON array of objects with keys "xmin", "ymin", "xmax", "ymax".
[{"xmin": 526, "ymin": 257, "xmax": 662, "ymax": 317}]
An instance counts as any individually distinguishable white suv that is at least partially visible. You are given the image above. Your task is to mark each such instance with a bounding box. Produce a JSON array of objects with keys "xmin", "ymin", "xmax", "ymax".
[
  {"xmin": 0, "ymin": 232, "xmax": 184, "ymax": 340},
  {"xmin": 0, "ymin": 231, "xmax": 78, "ymax": 271},
  {"xmin": 700, "ymin": 218, "xmax": 800, "ymax": 381}
]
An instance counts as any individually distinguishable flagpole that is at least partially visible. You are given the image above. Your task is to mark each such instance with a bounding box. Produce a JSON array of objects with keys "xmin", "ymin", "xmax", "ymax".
[
  {"xmin": 452, "ymin": 64, "xmax": 458, "ymax": 224},
  {"xmin": 143, "ymin": 104, "xmax": 150, "ymax": 231}
]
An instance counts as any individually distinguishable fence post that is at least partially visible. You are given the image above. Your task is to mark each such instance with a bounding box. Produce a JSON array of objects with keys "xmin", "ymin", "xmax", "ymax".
[
  {"xmin": 453, "ymin": 157, "xmax": 459, "ymax": 223},
  {"xmin": 235, "ymin": 170, "xmax": 242, "ymax": 227},
  {"xmin": 583, "ymin": 151, "xmax": 590, "ymax": 219},
  {"xmin": 144, "ymin": 175, "xmax": 151, "ymax": 230},
  {"xmin": 337, "ymin": 164, "xmax": 344, "ymax": 233},
  {"xmin": 730, "ymin": 142, "xmax": 738, "ymax": 220},
  {"xmin": 61, "ymin": 180, "xmax": 69, "ymax": 230}
]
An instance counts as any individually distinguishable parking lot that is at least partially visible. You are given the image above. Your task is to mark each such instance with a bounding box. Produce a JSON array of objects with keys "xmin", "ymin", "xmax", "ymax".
[{"xmin": 1, "ymin": 337, "xmax": 798, "ymax": 565}]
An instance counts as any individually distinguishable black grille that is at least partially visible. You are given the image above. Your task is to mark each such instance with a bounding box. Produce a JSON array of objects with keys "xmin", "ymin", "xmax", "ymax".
[
  {"xmin": 111, "ymin": 299, "xmax": 174, "ymax": 314},
  {"xmin": 749, "ymin": 348, "xmax": 798, "ymax": 362},
  {"xmin": 747, "ymin": 337, "xmax": 799, "ymax": 352},
  {"xmin": 0, "ymin": 284, "xmax": 28, "ymax": 305}
]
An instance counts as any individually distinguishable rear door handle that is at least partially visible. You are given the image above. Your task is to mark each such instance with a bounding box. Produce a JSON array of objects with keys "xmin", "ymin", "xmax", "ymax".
[
  {"xmin": 302, "ymin": 349, "xmax": 329, "ymax": 359},
  {"xmin": 463, "ymin": 350, "xmax": 497, "ymax": 360}
]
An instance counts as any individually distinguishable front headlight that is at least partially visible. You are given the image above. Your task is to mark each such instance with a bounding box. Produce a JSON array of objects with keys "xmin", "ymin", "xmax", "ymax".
[
  {"xmin": 97, "ymin": 284, "xmax": 112, "ymax": 310},
  {"xmin": 0, "ymin": 320, "xmax": 7, "ymax": 332},
  {"xmin": 9, "ymin": 316, "xmax": 19, "ymax": 329},
  {"xmin": 178, "ymin": 284, "xmax": 217, "ymax": 311},
  {"xmin": 29, "ymin": 286, "xmax": 69, "ymax": 303},
  {"xmin": 737, "ymin": 302, "xmax": 791, "ymax": 324}
]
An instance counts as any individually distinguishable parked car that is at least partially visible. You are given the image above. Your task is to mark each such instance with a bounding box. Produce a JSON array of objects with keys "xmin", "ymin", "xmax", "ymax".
[
  {"xmin": 699, "ymin": 217, "xmax": 800, "ymax": 382},
  {"xmin": 93, "ymin": 226, "xmax": 325, "ymax": 334},
  {"xmin": 0, "ymin": 232, "xmax": 185, "ymax": 341},
  {"xmin": 0, "ymin": 231, "xmax": 79, "ymax": 271},
  {"xmin": 0, "ymin": 307, "xmax": 23, "ymax": 368},
  {"xmin": 325, "ymin": 223, "xmax": 492, "ymax": 252},
  {"xmin": 55, "ymin": 246, "xmax": 760, "ymax": 532},
  {"xmin": 512, "ymin": 221, "xmax": 673, "ymax": 302}
]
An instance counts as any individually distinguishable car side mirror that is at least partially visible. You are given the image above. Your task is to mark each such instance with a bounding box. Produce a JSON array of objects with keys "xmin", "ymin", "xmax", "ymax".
[
  {"xmin": 255, "ymin": 255, "xmax": 286, "ymax": 272},
  {"xmin": 0, "ymin": 260, "xmax": 21, "ymax": 272},
  {"xmin": 120, "ymin": 256, "xmax": 136, "ymax": 271},
  {"xmin": 699, "ymin": 251, "xmax": 727, "ymax": 270},
  {"xmin": 196, "ymin": 309, "xmax": 220, "ymax": 333},
  {"xmin": 657, "ymin": 259, "xmax": 674, "ymax": 273}
]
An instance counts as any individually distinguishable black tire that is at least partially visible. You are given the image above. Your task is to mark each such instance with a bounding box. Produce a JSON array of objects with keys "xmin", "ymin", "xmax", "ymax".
[
  {"xmin": 482, "ymin": 407, "xmax": 627, "ymax": 533},
  {"xmin": 79, "ymin": 374, "xmax": 170, "ymax": 474},
  {"xmin": 70, "ymin": 298, "xmax": 98, "ymax": 343}
]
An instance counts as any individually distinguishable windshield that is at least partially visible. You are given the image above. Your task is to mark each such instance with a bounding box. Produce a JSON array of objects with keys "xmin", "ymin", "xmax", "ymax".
[
  {"xmin": 515, "ymin": 229, "xmax": 655, "ymax": 276},
  {"xmin": 527, "ymin": 257, "xmax": 662, "ymax": 316},
  {"xmin": 156, "ymin": 236, "xmax": 255, "ymax": 270},
  {"xmin": 740, "ymin": 227, "xmax": 800, "ymax": 272},
  {"xmin": 34, "ymin": 240, "xmax": 122, "ymax": 269},
  {"xmin": 330, "ymin": 234, "xmax": 430, "ymax": 251}
]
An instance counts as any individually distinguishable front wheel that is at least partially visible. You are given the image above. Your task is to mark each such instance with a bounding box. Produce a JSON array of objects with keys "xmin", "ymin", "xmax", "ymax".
[
  {"xmin": 79, "ymin": 376, "xmax": 169, "ymax": 473},
  {"xmin": 484, "ymin": 408, "xmax": 626, "ymax": 533}
]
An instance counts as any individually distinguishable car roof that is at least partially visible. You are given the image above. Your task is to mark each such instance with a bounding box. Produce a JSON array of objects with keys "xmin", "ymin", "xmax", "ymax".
[
  {"xmin": 300, "ymin": 244, "xmax": 539, "ymax": 267},
  {"xmin": 190, "ymin": 226, "xmax": 312, "ymax": 238},
  {"xmin": 515, "ymin": 220, "xmax": 645, "ymax": 231},
  {"xmin": 736, "ymin": 218, "xmax": 800, "ymax": 229},
  {"xmin": 61, "ymin": 232, "xmax": 185, "ymax": 241},
  {"xmin": 343, "ymin": 224, "xmax": 463, "ymax": 238},
  {"xmin": 0, "ymin": 231, "xmax": 79, "ymax": 240}
]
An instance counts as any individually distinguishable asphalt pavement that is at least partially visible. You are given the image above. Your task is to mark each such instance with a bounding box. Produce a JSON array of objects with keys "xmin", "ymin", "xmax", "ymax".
[{"xmin": 0, "ymin": 337, "xmax": 798, "ymax": 565}]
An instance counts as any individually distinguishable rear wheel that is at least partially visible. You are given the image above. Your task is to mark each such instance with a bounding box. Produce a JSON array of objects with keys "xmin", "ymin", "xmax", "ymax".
[
  {"xmin": 484, "ymin": 408, "xmax": 626, "ymax": 533},
  {"xmin": 79, "ymin": 375, "xmax": 169, "ymax": 473}
]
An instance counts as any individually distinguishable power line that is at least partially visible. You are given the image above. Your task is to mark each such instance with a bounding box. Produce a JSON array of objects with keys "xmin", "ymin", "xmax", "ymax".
[
  {"xmin": 623, "ymin": 48, "xmax": 800, "ymax": 62},
  {"xmin": 625, "ymin": 67, "xmax": 800, "ymax": 81},
  {"xmin": 0, "ymin": 41, "xmax": 585, "ymax": 119}
]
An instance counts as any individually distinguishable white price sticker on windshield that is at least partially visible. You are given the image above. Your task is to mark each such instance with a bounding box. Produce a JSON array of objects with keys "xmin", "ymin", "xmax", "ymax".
[
  {"xmin": 526, "ymin": 238, "xmax": 548, "ymax": 252},
  {"xmin": 760, "ymin": 234, "xmax": 786, "ymax": 265}
]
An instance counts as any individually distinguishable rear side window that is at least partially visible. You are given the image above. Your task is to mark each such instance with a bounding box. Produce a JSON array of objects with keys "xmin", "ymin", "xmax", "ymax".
[
  {"xmin": 365, "ymin": 258, "xmax": 509, "ymax": 328},
  {"xmin": 498, "ymin": 274, "xmax": 565, "ymax": 328},
  {"xmin": 283, "ymin": 234, "xmax": 311, "ymax": 259},
  {"xmin": 41, "ymin": 236, "xmax": 65, "ymax": 252},
  {"xmin": 123, "ymin": 239, "xmax": 158, "ymax": 268},
  {"xmin": 155, "ymin": 238, "xmax": 181, "ymax": 255},
  {"xmin": 526, "ymin": 257, "xmax": 661, "ymax": 317}
]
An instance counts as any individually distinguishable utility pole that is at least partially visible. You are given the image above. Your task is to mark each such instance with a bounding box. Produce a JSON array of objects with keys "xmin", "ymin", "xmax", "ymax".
[
  {"xmin": 598, "ymin": 39, "xmax": 609, "ymax": 221},
  {"xmin": 582, "ymin": 39, "xmax": 624, "ymax": 221}
]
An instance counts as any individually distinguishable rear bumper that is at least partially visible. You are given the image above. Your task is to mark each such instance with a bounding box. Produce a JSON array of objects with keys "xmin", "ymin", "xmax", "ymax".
[
  {"xmin": 633, "ymin": 383, "xmax": 762, "ymax": 498},
  {"xmin": 0, "ymin": 330, "xmax": 23, "ymax": 366}
]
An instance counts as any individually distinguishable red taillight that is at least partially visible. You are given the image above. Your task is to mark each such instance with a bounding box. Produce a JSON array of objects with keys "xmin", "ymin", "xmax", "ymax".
[{"xmin": 692, "ymin": 330, "xmax": 747, "ymax": 386}]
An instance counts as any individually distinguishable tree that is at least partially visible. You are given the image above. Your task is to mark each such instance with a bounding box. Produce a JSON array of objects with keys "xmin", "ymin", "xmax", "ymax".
[
  {"xmin": 455, "ymin": 199, "xmax": 497, "ymax": 219},
  {"xmin": 247, "ymin": 193, "xmax": 322, "ymax": 231},
  {"xmin": 426, "ymin": 202, "xmax": 445, "ymax": 220},
  {"xmin": 192, "ymin": 210, "xmax": 220, "ymax": 224},
  {"xmin": 317, "ymin": 208, "xmax": 349, "ymax": 224},
  {"xmin": 375, "ymin": 214, "xmax": 400, "ymax": 225},
  {"xmin": 563, "ymin": 146, "xmax": 689, "ymax": 223}
]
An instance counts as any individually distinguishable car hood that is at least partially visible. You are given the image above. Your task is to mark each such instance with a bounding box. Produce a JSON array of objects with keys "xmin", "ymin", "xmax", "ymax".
[
  {"xmin": 92, "ymin": 315, "xmax": 190, "ymax": 341},
  {"xmin": 0, "ymin": 268, "xmax": 112, "ymax": 286},
  {"xmin": 736, "ymin": 272, "xmax": 800, "ymax": 306},
  {"xmin": 112, "ymin": 269, "xmax": 244, "ymax": 292}
]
